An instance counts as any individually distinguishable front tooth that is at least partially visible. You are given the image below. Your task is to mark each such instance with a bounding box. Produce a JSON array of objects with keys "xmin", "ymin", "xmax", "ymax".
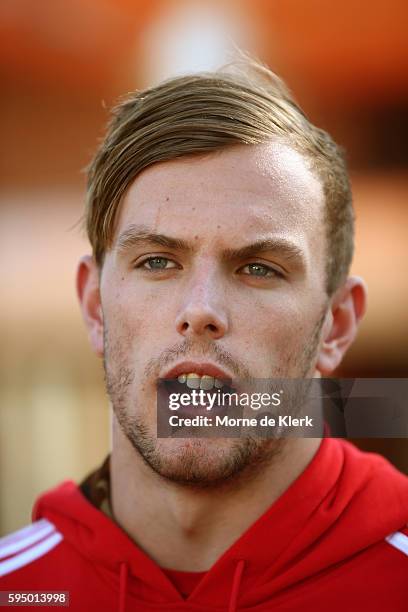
[
  {"xmin": 200, "ymin": 375, "xmax": 214, "ymax": 390},
  {"xmin": 186, "ymin": 373, "xmax": 200, "ymax": 389},
  {"xmin": 178, "ymin": 374, "xmax": 187, "ymax": 383},
  {"xmin": 214, "ymin": 378, "xmax": 224, "ymax": 389}
]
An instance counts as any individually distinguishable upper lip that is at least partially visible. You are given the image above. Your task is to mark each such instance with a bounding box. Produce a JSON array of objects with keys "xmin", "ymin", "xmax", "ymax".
[{"xmin": 161, "ymin": 361, "xmax": 233, "ymax": 383}]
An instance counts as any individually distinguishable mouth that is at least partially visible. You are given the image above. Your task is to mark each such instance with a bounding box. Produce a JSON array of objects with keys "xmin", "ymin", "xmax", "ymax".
[
  {"xmin": 157, "ymin": 361, "xmax": 236, "ymax": 418},
  {"xmin": 160, "ymin": 361, "xmax": 234, "ymax": 390}
]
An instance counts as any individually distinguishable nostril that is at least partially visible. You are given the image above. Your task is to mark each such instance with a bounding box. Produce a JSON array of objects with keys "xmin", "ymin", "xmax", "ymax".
[{"xmin": 176, "ymin": 311, "xmax": 227, "ymax": 338}]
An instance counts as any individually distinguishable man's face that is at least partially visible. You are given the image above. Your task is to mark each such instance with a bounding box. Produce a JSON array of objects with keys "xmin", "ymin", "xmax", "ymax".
[{"xmin": 99, "ymin": 142, "xmax": 328, "ymax": 485}]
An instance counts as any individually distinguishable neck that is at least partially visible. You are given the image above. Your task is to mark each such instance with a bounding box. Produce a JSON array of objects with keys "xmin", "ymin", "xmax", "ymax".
[{"xmin": 110, "ymin": 418, "xmax": 321, "ymax": 571}]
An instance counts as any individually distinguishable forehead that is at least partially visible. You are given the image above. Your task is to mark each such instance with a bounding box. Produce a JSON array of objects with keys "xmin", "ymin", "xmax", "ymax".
[{"xmin": 114, "ymin": 142, "xmax": 325, "ymax": 249}]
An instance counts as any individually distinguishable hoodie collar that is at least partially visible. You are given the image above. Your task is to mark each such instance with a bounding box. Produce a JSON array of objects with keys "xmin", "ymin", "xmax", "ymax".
[{"xmin": 33, "ymin": 438, "xmax": 408, "ymax": 609}]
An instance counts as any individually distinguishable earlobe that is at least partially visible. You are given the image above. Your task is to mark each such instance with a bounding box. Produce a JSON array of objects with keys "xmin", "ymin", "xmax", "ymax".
[
  {"xmin": 316, "ymin": 276, "xmax": 367, "ymax": 375},
  {"xmin": 76, "ymin": 255, "xmax": 104, "ymax": 357}
]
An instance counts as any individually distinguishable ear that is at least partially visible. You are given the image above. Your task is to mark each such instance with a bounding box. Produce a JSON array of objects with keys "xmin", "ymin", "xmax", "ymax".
[
  {"xmin": 316, "ymin": 276, "xmax": 367, "ymax": 375},
  {"xmin": 76, "ymin": 255, "xmax": 104, "ymax": 357}
]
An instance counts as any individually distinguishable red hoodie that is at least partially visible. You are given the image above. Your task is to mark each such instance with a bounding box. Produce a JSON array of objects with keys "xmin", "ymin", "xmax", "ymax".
[{"xmin": 1, "ymin": 438, "xmax": 407, "ymax": 611}]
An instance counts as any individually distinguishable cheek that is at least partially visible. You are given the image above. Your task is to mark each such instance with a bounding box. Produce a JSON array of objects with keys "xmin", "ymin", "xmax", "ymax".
[
  {"xmin": 104, "ymin": 284, "xmax": 174, "ymax": 354},
  {"xmin": 106, "ymin": 293, "xmax": 143, "ymax": 332},
  {"xmin": 235, "ymin": 292, "xmax": 314, "ymax": 354}
]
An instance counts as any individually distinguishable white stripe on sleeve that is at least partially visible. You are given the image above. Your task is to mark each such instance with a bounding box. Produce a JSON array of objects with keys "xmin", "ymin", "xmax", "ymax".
[
  {"xmin": 385, "ymin": 531, "xmax": 408, "ymax": 557},
  {"xmin": 0, "ymin": 519, "xmax": 56, "ymax": 560},
  {"xmin": 0, "ymin": 532, "xmax": 63, "ymax": 577}
]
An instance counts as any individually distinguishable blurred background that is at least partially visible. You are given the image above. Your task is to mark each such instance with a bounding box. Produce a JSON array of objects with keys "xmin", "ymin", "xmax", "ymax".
[{"xmin": 1, "ymin": 0, "xmax": 407, "ymax": 534}]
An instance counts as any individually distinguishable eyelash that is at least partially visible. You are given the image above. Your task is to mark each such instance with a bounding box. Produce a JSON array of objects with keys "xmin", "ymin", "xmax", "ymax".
[
  {"xmin": 135, "ymin": 257, "xmax": 284, "ymax": 279},
  {"xmin": 136, "ymin": 256, "xmax": 179, "ymax": 272},
  {"xmin": 239, "ymin": 263, "xmax": 284, "ymax": 279}
]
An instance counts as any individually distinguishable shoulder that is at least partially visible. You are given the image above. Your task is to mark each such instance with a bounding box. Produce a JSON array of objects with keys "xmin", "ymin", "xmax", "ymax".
[{"xmin": 0, "ymin": 518, "xmax": 63, "ymax": 579}]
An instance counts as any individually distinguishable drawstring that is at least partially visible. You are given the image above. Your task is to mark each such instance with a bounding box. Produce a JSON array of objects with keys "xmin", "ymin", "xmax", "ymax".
[
  {"xmin": 118, "ymin": 562, "xmax": 128, "ymax": 612},
  {"xmin": 228, "ymin": 560, "xmax": 245, "ymax": 612}
]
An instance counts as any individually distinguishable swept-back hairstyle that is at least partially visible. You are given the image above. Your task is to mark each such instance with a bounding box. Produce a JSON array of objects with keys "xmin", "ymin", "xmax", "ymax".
[{"xmin": 86, "ymin": 57, "xmax": 353, "ymax": 295}]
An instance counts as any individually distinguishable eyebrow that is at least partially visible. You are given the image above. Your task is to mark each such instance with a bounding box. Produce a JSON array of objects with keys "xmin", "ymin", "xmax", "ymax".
[
  {"xmin": 115, "ymin": 224, "xmax": 191, "ymax": 254},
  {"xmin": 222, "ymin": 239, "xmax": 304, "ymax": 264},
  {"xmin": 115, "ymin": 224, "xmax": 305, "ymax": 266}
]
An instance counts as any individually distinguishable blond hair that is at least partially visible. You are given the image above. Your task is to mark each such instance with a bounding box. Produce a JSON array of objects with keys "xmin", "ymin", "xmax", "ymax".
[{"xmin": 86, "ymin": 59, "xmax": 353, "ymax": 295}]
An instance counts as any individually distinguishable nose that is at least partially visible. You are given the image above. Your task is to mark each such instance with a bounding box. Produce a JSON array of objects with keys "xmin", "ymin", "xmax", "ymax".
[{"xmin": 175, "ymin": 270, "xmax": 229, "ymax": 340}]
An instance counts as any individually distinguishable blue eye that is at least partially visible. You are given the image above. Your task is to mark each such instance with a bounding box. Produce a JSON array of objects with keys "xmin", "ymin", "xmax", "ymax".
[
  {"xmin": 240, "ymin": 263, "xmax": 281, "ymax": 278},
  {"xmin": 140, "ymin": 257, "xmax": 177, "ymax": 270}
]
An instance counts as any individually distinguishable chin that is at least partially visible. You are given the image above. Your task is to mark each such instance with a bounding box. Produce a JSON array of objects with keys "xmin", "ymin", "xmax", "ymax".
[{"xmin": 133, "ymin": 431, "xmax": 282, "ymax": 488}]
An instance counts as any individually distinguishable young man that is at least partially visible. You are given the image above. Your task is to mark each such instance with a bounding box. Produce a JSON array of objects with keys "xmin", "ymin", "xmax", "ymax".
[{"xmin": 1, "ymin": 60, "xmax": 407, "ymax": 610}]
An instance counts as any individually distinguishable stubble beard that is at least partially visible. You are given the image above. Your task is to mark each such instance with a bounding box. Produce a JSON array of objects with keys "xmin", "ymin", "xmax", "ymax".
[{"xmin": 104, "ymin": 313, "xmax": 326, "ymax": 489}]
